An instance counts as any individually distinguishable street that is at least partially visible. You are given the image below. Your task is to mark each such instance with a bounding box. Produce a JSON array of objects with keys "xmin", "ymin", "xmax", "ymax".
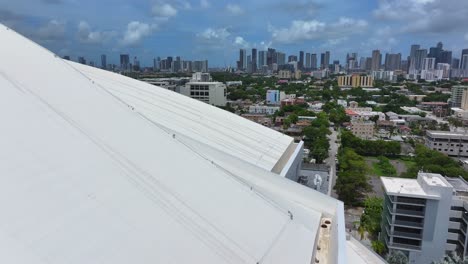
[{"xmin": 324, "ymin": 127, "xmax": 339, "ymax": 198}]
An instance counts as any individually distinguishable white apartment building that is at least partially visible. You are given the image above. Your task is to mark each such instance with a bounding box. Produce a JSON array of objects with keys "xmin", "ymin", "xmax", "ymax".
[
  {"xmin": 249, "ymin": 105, "xmax": 280, "ymax": 115},
  {"xmin": 181, "ymin": 81, "xmax": 227, "ymax": 106},
  {"xmin": 382, "ymin": 173, "xmax": 468, "ymax": 264},
  {"xmin": 425, "ymin": 131, "xmax": 468, "ymax": 158}
]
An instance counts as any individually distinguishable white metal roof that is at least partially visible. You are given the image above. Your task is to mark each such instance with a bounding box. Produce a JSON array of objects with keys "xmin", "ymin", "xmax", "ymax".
[
  {"xmin": 65, "ymin": 61, "xmax": 294, "ymax": 172},
  {"xmin": 0, "ymin": 25, "xmax": 346, "ymax": 263}
]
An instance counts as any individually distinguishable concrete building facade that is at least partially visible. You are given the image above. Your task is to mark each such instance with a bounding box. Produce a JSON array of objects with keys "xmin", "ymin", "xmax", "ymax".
[
  {"xmin": 381, "ymin": 173, "xmax": 468, "ymax": 264},
  {"xmin": 452, "ymin": 86, "xmax": 468, "ymax": 107},
  {"xmin": 350, "ymin": 120, "xmax": 374, "ymax": 139},
  {"xmin": 425, "ymin": 131, "xmax": 468, "ymax": 158},
  {"xmin": 181, "ymin": 81, "xmax": 227, "ymax": 106},
  {"xmin": 338, "ymin": 75, "xmax": 374, "ymax": 88}
]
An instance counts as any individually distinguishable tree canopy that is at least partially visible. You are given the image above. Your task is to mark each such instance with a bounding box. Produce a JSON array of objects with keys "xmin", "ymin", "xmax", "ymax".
[{"xmin": 334, "ymin": 148, "xmax": 371, "ymax": 205}]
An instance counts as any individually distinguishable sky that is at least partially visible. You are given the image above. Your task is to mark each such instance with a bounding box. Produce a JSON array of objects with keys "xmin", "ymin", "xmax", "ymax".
[{"xmin": 1, "ymin": 0, "xmax": 468, "ymax": 67}]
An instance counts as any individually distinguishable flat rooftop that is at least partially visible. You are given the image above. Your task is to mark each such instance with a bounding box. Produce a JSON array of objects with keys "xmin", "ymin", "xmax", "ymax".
[
  {"xmin": 446, "ymin": 177, "xmax": 468, "ymax": 193},
  {"xmin": 420, "ymin": 172, "xmax": 450, "ymax": 188},
  {"xmin": 427, "ymin": 130, "xmax": 468, "ymax": 137},
  {"xmin": 381, "ymin": 177, "xmax": 428, "ymax": 197},
  {"xmin": 382, "ymin": 173, "xmax": 452, "ymax": 199}
]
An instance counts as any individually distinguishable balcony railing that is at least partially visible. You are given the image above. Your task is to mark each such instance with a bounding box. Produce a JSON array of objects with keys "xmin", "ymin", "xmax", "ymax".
[
  {"xmin": 387, "ymin": 242, "xmax": 421, "ymax": 251},
  {"xmin": 392, "ymin": 231, "xmax": 423, "ymax": 240},
  {"xmin": 463, "ymin": 212, "xmax": 468, "ymax": 223},
  {"xmin": 394, "ymin": 197, "xmax": 426, "ymax": 206},
  {"xmin": 394, "ymin": 208, "xmax": 425, "ymax": 217},
  {"xmin": 393, "ymin": 219, "xmax": 424, "ymax": 229}
]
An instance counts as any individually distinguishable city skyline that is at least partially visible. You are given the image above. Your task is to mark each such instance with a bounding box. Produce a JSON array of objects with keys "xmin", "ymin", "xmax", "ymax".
[{"xmin": 1, "ymin": 0, "xmax": 468, "ymax": 67}]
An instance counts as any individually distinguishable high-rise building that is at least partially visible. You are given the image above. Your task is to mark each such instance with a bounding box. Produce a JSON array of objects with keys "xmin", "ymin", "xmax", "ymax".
[
  {"xmin": 133, "ymin": 56, "xmax": 140, "ymax": 71},
  {"xmin": 384, "ymin": 53, "xmax": 401, "ymax": 71},
  {"xmin": 305, "ymin": 53, "xmax": 311, "ymax": 69},
  {"xmin": 452, "ymin": 58, "xmax": 460, "ymax": 69},
  {"xmin": 120, "ymin": 54, "xmax": 130, "ymax": 71},
  {"xmin": 410, "ymin": 44, "xmax": 421, "ymax": 59},
  {"xmin": 422, "ymin": 57, "xmax": 436, "ymax": 71},
  {"xmin": 153, "ymin": 57, "xmax": 160, "ymax": 71},
  {"xmin": 371, "ymin": 50, "xmax": 381, "ymax": 71},
  {"xmin": 400, "ymin": 60, "xmax": 409, "ymax": 72},
  {"xmin": 78, "ymin": 56, "xmax": 86, "ymax": 65},
  {"xmin": 359, "ymin": 57, "xmax": 367, "ymax": 70},
  {"xmin": 258, "ymin": 51, "xmax": 266, "ymax": 67},
  {"xmin": 451, "ymin": 85, "xmax": 468, "ymax": 107},
  {"xmin": 246, "ymin": 55, "xmax": 252, "ymax": 73},
  {"xmin": 267, "ymin": 48, "xmax": 276, "ymax": 68},
  {"xmin": 276, "ymin": 52, "xmax": 286, "ymax": 66},
  {"xmin": 440, "ymin": 51, "xmax": 452, "ymax": 64},
  {"xmin": 409, "ymin": 44, "xmax": 421, "ymax": 72},
  {"xmin": 192, "ymin": 60, "xmax": 208, "ymax": 72},
  {"xmin": 320, "ymin": 52, "xmax": 330, "ymax": 69},
  {"xmin": 413, "ymin": 49, "xmax": 428, "ymax": 71},
  {"xmin": 462, "ymin": 53, "xmax": 468, "ymax": 70},
  {"xmin": 346, "ymin": 53, "xmax": 358, "ymax": 70},
  {"xmin": 299, "ymin": 51, "xmax": 304, "ymax": 70},
  {"xmin": 325, "ymin": 51, "xmax": 330, "ymax": 69},
  {"xmin": 288, "ymin": 55, "xmax": 297, "ymax": 62},
  {"xmin": 238, "ymin": 49, "xmax": 246, "ymax": 70},
  {"xmin": 365, "ymin": 57, "xmax": 373, "ymax": 71},
  {"xmin": 428, "ymin": 42, "xmax": 443, "ymax": 63},
  {"xmin": 100, "ymin": 54, "xmax": 107, "ymax": 69},
  {"xmin": 461, "ymin": 49, "xmax": 468, "ymax": 70},
  {"xmin": 311, "ymin": 54, "xmax": 317, "ymax": 70},
  {"xmin": 251, "ymin": 48, "xmax": 257, "ymax": 72}
]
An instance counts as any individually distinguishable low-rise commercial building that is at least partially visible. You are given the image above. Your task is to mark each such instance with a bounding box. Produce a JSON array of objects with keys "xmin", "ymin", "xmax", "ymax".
[
  {"xmin": 180, "ymin": 81, "xmax": 227, "ymax": 106},
  {"xmin": 381, "ymin": 173, "xmax": 468, "ymax": 264},
  {"xmin": 350, "ymin": 120, "xmax": 375, "ymax": 139},
  {"xmin": 426, "ymin": 131, "xmax": 468, "ymax": 158},
  {"xmin": 248, "ymin": 105, "xmax": 280, "ymax": 115},
  {"xmin": 266, "ymin": 90, "xmax": 286, "ymax": 105},
  {"xmin": 278, "ymin": 70, "xmax": 292, "ymax": 79}
]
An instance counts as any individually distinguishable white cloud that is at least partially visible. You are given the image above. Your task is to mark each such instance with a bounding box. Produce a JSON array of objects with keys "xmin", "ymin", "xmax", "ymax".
[
  {"xmin": 465, "ymin": 33, "xmax": 468, "ymax": 41},
  {"xmin": 270, "ymin": 17, "xmax": 367, "ymax": 44},
  {"xmin": 270, "ymin": 20, "xmax": 325, "ymax": 44},
  {"xmin": 200, "ymin": 0, "xmax": 210, "ymax": 8},
  {"xmin": 36, "ymin": 20, "xmax": 66, "ymax": 41},
  {"xmin": 151, "ymin": 2, "xmax": 177, "ymax": 19},
  {"xmin": 77, "ymin": 21, "xmax": 116, "ymax": 44},
  {"xmin": 373, "ymin": 0, "xmax": 468, "ymax": 33},
  {"xmin": 197, "ymin": 27, "xmax": 230, "ymax": 41},
  {"xmin": 234, "ymin": 36, "xmax": 249, "ymax": 48},
  {"xmin": 361, "ymin": 26, "xmax": 399, "ymax": 52},
  {"xmin": 226, "ymin": 4, "xmax": 244, "ymax": 15},
  {"xmin": 121, "ymin": 21, "xmax": 157, "ymax": 46}
]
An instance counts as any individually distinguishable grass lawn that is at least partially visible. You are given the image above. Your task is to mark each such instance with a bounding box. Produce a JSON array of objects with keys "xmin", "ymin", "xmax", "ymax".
[
  {"xmin": 401, "ymin": 159, "xmax": 416, "ymax": 170},
  {"xmin": 371, "ymin": 162, "xmax": 385, "ymax": 176}
]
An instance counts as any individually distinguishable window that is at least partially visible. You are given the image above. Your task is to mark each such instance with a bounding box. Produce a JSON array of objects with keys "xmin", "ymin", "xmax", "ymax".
[{"xmin": 451, "ymin": 206, "xmax": 465, "ymax": 211}]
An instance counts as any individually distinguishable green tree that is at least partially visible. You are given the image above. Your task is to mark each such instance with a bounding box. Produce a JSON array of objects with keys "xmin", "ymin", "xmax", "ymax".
[
  {"xmin": 386, "ymin": 251, "xmax": 409, "ymax": 264},
  {"xmin": 432, "ymin": 252, "xmax": 468, "ymax": 264},
  {"xmin": 360, "ymin": 197, "xmax": 383, "ymax": 238},
  {"xmin": 334, "ymin": 148, "xmax": 371, "ymax": 205},
  {"xmin": 371, "ymin": 240, "xmax": 386, "ymax": 255}
]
